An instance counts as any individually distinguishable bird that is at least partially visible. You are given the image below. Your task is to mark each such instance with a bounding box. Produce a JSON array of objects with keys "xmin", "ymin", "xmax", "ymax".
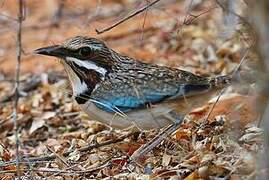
[{"xmin": 34, "ymin": 36, "xmax": 231, "ymax": 130}]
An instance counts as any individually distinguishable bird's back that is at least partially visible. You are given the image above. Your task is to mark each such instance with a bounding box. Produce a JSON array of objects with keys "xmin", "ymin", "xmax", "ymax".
[
  {"xmin": 35, "ymin": 36, "xmax": 231, "ymax": 129},
  {"xmin": 85, "ymin": 57, "xmax": 231, "ymax": 129}
]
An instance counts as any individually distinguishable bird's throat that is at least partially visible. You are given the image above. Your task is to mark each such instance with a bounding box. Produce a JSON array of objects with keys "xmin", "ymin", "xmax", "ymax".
[{"xmin": 61, "ymin": 60, "xmax": 103, "ymax": 104}]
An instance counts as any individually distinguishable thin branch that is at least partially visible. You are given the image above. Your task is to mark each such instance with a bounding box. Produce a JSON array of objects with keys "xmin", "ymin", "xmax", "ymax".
[
  {"xmin": 177, "ymin": 0, "xmax": 194, "ymax": 34},
  {"xmin": 46, "ymin": 146, "xmax": 69, "ymax": 168},
  {"xmin": 75, "ymin": 131, "xmax": 135, "ymax": 153},
  {"xmin": 183, "ymin": 6, "xmax": 217, "ymax": 25},
  {"xmin": 95, "ymin": 0, "xmax": 161, "ymax": 34},
  {"xmin": 202, "ymin": 47, "xmax": 250, "ymax": 124},
  {"xmin": 231, "ymin": 48, "xmax": 250, "ymax": 77},
  {"xmin": 12, "ymin": 0, "xmax": 24, "ymax": 178},
  {"xmin": 203, "ymin": 87, "xmax": 227, "ymax": 124},
  {"xmin": 140, "ymin": 0, "xmax": 150, "ymax": 43},
  {"xmin": 130, "ymin": 115, "xmax": 184, "ymax": 161},
  {"xmin": 0, "ymin": 131, "xmax": 136, "ymax": 167},
  {"xmin": 0, "ymin": 163, "xmax": 110, "ymax": 175},
  {"xmin": 177, "ymin": 2, "xmax": 217, "ymax": 34}
]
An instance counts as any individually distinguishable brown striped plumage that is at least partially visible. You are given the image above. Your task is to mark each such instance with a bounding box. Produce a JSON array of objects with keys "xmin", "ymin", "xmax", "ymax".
[{"xmin": 35, "ymin": 36, "xmax": 231, "ymax": 129}]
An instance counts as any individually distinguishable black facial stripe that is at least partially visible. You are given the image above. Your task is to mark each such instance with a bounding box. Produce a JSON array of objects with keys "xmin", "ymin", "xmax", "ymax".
[
  {"xmin": 66, "ymin": 61, "xmax": 103, "ymax": 105},
  {"xmin": 75, "ymin": 90, "xmax": 93, "ymax": 104},
  {"xmin": 66, "ymin": 61, "xmax": 86, "ymax": 82}
]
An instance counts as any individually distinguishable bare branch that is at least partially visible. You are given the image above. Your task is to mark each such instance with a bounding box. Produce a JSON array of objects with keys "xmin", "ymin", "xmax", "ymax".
[
  {"xmin": 177, "ymin": 1, "xmax": 216, "ymax": 34},
  {"xmin": 95, "ymin": 0, "xmax": 161, "ymax": 34},
  {"xmin": 130, "ymin": 115, "xmax": 184, "ymax": 161},
  {"xmin": 13, "ymin": 0, "xmax": 24, "ymax": 178},
  {"xmin": 0, "ymin": 131, "xmax": 136, "ymax": 167}
]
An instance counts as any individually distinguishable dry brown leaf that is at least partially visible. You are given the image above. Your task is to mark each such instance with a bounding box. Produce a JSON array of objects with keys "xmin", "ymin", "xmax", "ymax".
[
  {"xmin": 29, "ymin": 119, "xmax": 45, "ymax": 134},
  {"xmin": 162, "ymin": 153, "xmax": 171, "ymax": 167}
]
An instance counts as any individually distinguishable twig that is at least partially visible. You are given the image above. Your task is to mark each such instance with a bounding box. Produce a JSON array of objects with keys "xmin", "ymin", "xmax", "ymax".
[
  {"xmin": 103, "ymin": 26, "xmax": 157, "ymax": 41},
  {"xmin": 95, "ymin": 0, "xmax": 161, "ymax": 34},
  {"xmin": 178, "ymin": 3, "xmax": 216, "ymax": 34},
  {"xmin": 178, "ymin": 0, "xmax": 194, "ymax": 34},
  {"xmin": 202, "ymin": 47, "xmax": 250, "ymax": 124},
  {"xmin": 183, "ymin": 6, "xmax": 217, "ymax": 25},
  {"xmin": 130, "ymin": 115, "xmax": 184, "ymax": 161},
  {"xmin": 140, "ymin": 0, "xmax": 150, "ymax": 43},
  {"xmin": 76, "ymin": 131, "xmax": 135, "ymax": 153},
  {"xmin": 0, "ymin": 163, "xmax": 110, "ymax": 175},
  {"xmin": 203, "ymin": 87, "xmax": 227, "ymax": 123},
  {"xmin": 0, "ymin": 131, "xmax": 135, "ymax": 167},
  {"xmin": 46, "ymin": 146, "xmax": 69, "ymax": 168},
  {"xmin": 12, "ymin": 0, "xmax": 24, "ymax": 178},
  {"xmin": 231, "ymin": 48, "xmax": 250, "ymax": 77}
]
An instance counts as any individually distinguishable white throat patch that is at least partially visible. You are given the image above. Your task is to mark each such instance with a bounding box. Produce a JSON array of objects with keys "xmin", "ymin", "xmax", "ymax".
[
  {"xmin": 66, "ymin": 57, "xmax": 107, "ymax": 76},
  {"xmin": 61, "ymin": 61, "xmax": 88, "ymax": 96}
]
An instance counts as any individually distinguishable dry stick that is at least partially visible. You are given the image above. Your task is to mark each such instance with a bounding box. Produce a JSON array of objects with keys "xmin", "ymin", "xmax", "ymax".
[
  {"xmin": 140, "ymin": 0, "xmax": 150, "ymax": 43},
  {"xmin": 75, "ymin": 131, "xmax": 135, "ymax": 153},
  {"xmin": 0, "ymin": 163, "xmax": 110, "ymax": 175},
  {"xmin": 46, "ymin": 146, "xmax": 69, "ymax": 168},
  {"xmin": 177, "ymin": 1, "xmax": 216, "ymax": 35},
  {"xmin": 0, "ymin": 131, "xmax": 135, "ymax": 167},
  {"xmin": 13, "ymin": 0, "xmax": 24, "ymax": 178},
  {"xmin": 95, "ymin": 0, "xmax": 161, "ymax": 34},
  {"xmin": 177, "ymin": 0, "xmax": 193, "ymax": 34},
  {"xmin": 183, "ymin": 6, "xmax": 217, "ymax": 26},
  {"xmin": 202, "ymin": 88, "xmax": 227, "ymax": 124},
  {"xmin": 130, "ymin": 116, "xmax": 184, "ymax": 161},
  {"xmin": 203, "ymin": 48, "xmax": 250, "ymax": 124}
]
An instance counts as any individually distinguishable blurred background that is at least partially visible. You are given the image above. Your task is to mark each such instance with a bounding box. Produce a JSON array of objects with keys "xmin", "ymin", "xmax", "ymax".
[{"xmin": 0, "ymin": 0, "xmax": 249, "ymax": 75}]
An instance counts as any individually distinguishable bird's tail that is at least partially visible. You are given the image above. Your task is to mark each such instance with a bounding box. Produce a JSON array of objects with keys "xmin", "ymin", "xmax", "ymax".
[
  {"xmin": 209, "ymin": 68, "xmax": 256, "ymax": 89},
  {"xmin": 209, "ymin": 75, "xmax": 232, "ymax": 88}
]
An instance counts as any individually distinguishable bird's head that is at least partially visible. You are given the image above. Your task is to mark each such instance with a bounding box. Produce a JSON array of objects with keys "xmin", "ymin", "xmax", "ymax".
[
  {"xmin": 35, "ymin": 36, "xmax": 113, "ymax": 96},
  {"xmin": 35, "ymin": 36, "xmax": 113, "ymax": 76}
]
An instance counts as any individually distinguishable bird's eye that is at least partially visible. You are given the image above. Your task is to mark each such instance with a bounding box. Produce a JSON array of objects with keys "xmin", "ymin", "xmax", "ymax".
[{"xmin": 78, "ymin": 47, "xmax": 92, "ymax": 56}]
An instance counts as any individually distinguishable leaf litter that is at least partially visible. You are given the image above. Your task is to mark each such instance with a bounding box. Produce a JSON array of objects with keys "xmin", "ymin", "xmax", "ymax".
[{"xmin": 0, "ymin": 0, "xmax": 264, "ymax": 179}]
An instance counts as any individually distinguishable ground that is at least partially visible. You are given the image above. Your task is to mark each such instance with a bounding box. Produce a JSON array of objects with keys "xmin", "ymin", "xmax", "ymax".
[{"xmin": 0, "ymin": 0, "xmax": 263, "ymax": 179}]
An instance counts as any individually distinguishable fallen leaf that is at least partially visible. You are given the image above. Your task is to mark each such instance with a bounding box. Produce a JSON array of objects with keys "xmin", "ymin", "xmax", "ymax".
[{"xmin": 29, "ymin": 119, "xmax": 45, "ymax": 134}]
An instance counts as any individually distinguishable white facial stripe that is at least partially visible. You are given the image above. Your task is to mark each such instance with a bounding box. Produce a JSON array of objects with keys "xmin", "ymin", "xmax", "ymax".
[
  {"xmin": 66, "ymin": 57, "xmax": 107, "ymax": 76},
  {"xmin": 74, "ymin": 81, "xmax": 88, "ymax": 96},
  {"xmin": 61, "ymin": 61, "xmax": 89, "ymax": 95}
]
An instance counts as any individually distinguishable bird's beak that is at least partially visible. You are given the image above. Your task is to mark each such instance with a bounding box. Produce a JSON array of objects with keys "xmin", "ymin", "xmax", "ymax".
[{"xmin": 34, "ymin": 45, "xmax": 66, "ymax": 58}]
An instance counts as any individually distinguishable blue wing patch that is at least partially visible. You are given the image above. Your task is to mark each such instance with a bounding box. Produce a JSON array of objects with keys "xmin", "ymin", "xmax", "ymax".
[
  {"xmin": 92, "ymin": 84, "xmax": 211, "ymax": 113},
  {"xmin": 93, "ymin": 94, "xmax": 169, "ymax": 113}
]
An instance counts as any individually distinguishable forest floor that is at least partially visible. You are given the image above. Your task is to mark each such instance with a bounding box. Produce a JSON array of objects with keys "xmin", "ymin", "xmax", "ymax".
[{"xmin": 0, "ymin": 0, "xmax": 263, "ymax": 179}]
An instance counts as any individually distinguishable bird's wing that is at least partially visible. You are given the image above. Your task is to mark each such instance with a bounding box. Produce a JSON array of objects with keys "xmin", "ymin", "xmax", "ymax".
[{"xmin": 91, "ymin": 67, "xmax": 213, "ymax": 113}]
